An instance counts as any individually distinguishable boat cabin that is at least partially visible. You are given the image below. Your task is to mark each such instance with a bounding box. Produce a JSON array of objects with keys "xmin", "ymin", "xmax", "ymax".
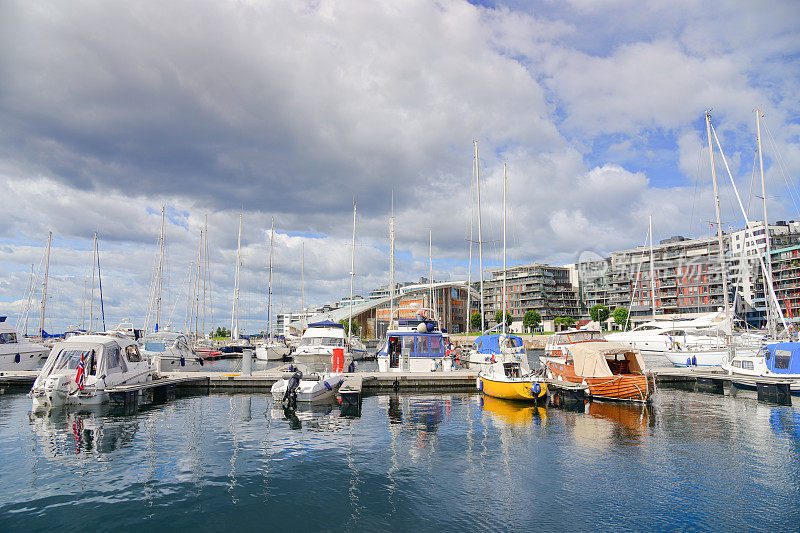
[
  {"xmin": 383, "ymin": 332, "xmax": 446, "ymax": 368},
  {"xmin": 36, "ymin": 335, "xmax": 144, "ymax": 386},
  {"xmin": 474, "ymin": 334, "xmax": 525, "ymax": 355},
  {"xmin": 559, "ymin": 341, "xmax": 645, "ymax": 377},
  {"xmin": 764, "ymin": 343, "xmax": 800, "ymax": 375}
]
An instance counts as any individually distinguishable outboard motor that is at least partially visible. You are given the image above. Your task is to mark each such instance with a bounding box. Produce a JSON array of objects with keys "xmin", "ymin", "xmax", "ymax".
[{"xmin": 282, "ymin": 370, "xmax": 303, "ymax": 407}]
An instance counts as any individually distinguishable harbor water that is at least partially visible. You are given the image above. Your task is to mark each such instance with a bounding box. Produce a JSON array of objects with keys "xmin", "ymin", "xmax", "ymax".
[{"xmin": 1, "ymin": 385, "xmax": 799, "ymax": 531}]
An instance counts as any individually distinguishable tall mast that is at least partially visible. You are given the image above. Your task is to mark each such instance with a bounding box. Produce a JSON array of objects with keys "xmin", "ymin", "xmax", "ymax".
[
  {"xmin": 649, "ymin": 214, "xmax": 657, "ymax": 321},
  {"xmin": 348, "ymin": 201, "xmax": 357, "ymax": 341},
  {"xmin": 475, "ymin": 140, "xmax": 485, "ymax": 334},
  {"xmin": 231, "ymin": 212, "xmax": 242, "ymax": 340},
  {"xmin": 204, "ymin": 215, "xmax": 212, "ymax": 337},
  {"xmin": 467, "ymin": 153, "xmax": 475, "ymax": 334},
  {"xmin": 706, "ymin": 112, "xmax": 730, "ymax": 326},
  {"xmin": 268, "ymin": 217, "xmax": 275, "ymax": 340},
  {"xmin": 389, "ymin": 192, "xmax": 395, "ymax": 333},
  {"xmin": 757, "ymin": 109, "xmax": 775, "ymax": 337},
  {"xmin": 81, "ymin": 277, "xmax": 86, "ymax": 331},
  {"xmin": 502, "ymin": 163, "xmax": 507, "ymax": 336},
  {"xmin": 39, "ymin": 231, "xmax": 52, "ymax": 338},
  {"xmin": 429, "ymin": 229, "xmax": 433, "ymax": 312},
  {"xmin": 90, "ymin": 231, "xmax": 97, "ymax": 332},
  {"xmin": 156, "ymin": 206, "xmax": 165, "ymax": 332},
  {"xmin": 301, "ymin": 241, "xmax": 305, "ymax": 327},
  {"xmin": 97, "ymin": 237, "xmax": 106, "ymax": 332}
]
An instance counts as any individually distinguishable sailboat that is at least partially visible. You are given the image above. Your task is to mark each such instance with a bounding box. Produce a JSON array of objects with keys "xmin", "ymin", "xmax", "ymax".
[
  {"xmin": 256, "ymin": 217, "xmax": 290, "ymax": 361},
  {"xmin": 477, "ymin": 162, "xmax": 548, "ymax": 402},
  {"xmin": 222, "ymin": 213, "xmax": 253, "ymax": 355}
]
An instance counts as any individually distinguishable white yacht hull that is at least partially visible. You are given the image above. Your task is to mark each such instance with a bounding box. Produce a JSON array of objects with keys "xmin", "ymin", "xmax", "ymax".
[
  {"xmin": 664, "ymin": 351, "xmax": 728, "ymax": 367},
  {"xmin": 0, "ymin": 347, "xmax": 49, "ymax": 371},
  {"xmin": 255, "ymin": 344, "xmax": 290, "ymax": 361}
]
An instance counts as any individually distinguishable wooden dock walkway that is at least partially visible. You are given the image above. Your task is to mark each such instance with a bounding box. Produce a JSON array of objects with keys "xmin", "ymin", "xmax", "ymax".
[{"xmin": 652, "ymin": 366, "xmax": 796, "ymax": 404}]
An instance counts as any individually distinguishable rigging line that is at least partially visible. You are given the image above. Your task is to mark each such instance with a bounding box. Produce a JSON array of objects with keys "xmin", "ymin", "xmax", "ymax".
[{"xmin": 763, "ymin": 119, "xmax": 800, "ymax": 220}]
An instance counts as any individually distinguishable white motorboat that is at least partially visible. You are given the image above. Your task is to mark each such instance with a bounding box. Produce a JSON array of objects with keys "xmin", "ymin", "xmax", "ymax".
[
  {"xmin": 292, "ymin": 320, "xmax": 356, "ymax": 371},
  {"xmin": 723, "ymin": 343, "xmax": 800, "ymax": 394},
  {"xmin": 255, "ymin": 337, "xmax": 290, "ymax": 361},
  {"xmin": 106, "ymin": 319, "xmax": 144, "ymax": 341},
  {"xmin": 30, "ymin": 334, "xmax": 156, "ymax": 409},
  {"xmin": 376, "ymin": 307, "xmax": 455, "ymax": 372},
  {"xmin": 0, "ymin": 316, "xmax": 50, "ymax": 370},
  {"xmin": 271, "ymin": 364, "xmax": 346, "ymax": 404},
  {"xmin": 142, "ymin": 331, "xmax": 205, "ymax": 371}
]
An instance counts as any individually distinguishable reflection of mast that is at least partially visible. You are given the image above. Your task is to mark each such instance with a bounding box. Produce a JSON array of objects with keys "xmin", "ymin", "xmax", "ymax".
[{"xmin": 39, "ymin": 231, "xmax": 52, "ymax": 338}]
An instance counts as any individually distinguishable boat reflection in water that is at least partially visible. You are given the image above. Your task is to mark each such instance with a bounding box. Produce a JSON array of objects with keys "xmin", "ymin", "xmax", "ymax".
[
  {"xmin": 564, "ymin": 400, "xmax": 654, "ymax": 448},
  {"xmin": 270, "ymin": 399, "xmax": 348, "ymax": 431},
  {"xmin": 28, "ymin": 406, "xmax": 139, "ymax": 457},
  {"xmin": 479, "ymin": 395, "xmax": 548, "ymax": 427}
]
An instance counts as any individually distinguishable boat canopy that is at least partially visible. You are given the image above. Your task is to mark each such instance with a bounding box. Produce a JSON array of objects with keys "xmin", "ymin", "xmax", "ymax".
[
  {"xmin": 474, "ymin": 334, "xmax": 524, "ymax": 354},
  {"xmin": 567, "ymin": 341, "xmax": 645, "ymax": 378},
  {"xmin": 765, "ymin": 343, "xmax": 800, "ymax": 374},
  {"xmin": 308, "ymin": 320, "xmax": 344, "ymax": 329}
]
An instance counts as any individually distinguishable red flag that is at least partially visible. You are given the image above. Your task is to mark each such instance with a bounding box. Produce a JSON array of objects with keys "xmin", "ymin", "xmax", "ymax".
[{"xmin": 75, "ymin": 353, "xmax": 85, "ymax": 390}]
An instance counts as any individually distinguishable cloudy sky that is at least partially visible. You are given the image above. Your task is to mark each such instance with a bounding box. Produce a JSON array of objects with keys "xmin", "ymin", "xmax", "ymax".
[{"xmin": 1, "ymin": 0, "xmax": 799, "ymax": 334}]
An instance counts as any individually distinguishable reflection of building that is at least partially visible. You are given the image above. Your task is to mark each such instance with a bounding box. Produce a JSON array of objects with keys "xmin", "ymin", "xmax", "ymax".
[{"xmin": 287, "ymin": 281, "xmax": 477, "ymax": 339}]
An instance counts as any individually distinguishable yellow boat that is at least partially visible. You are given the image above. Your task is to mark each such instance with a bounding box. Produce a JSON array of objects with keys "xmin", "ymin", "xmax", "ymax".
[{"xmin": 479, "ymin": 373, "xmax": 548, "ymax": 401}]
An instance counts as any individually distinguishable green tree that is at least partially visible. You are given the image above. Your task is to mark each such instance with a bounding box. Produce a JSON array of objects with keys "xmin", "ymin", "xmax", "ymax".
[
  {"xmin": 494, "ymin": 310, "xmax": 513, "ymax": 328},
  {"xmin": 555, "ymin": 316, "xmax": 576, "ymax": 330},
  {"xmin": 613, "ymin": 307, "xmax": 629, "ymax": 329},
  {"xmin": 470, "ymin": 311, "xmax": 483, "ymax": 331},
  {"xmin": 339, "ymin": 318, "xmax": 360, "ymax": 336},
  {"xmin": 523, "ymin": 310, "xmax": 541, "ymax": 333},
  {"xmin": 214, "ymin": 326, "xmax": 231, "ymax": 338},
  {"xmin": 590, "ymin": 304, "xmax": 611, "ymax": 324}
]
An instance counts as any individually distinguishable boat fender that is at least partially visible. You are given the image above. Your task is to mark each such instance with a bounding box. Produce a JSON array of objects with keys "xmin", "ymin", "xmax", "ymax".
[
  {"xmin": 348, "ymin": 361, "xmax": 355, "ymax": 373},
  {"xmin": 289, "ymin": 364, "xmax": 294, "ymax": 372},
  {"xmin": 477, "ymin": 378, "xmax": 483, "ymax": 391},
  {"xmin": 686, "ymin": 357, "xmax": 692, "ymax": 366},
  {"xmin": 199, "ymin": 358, "xmax": 204, "ymax": 366},
  {"xmin": 532, "ymin": 382, "xmax": 541, "ymax": 395},
  {"xmin": 324, "ymin": 381, "xmax": 332, "ymax": 391},
  {"xmin": 691, "ymin": 356, "xmax": 697, "ymax": 366},
  {"xmin": 15, "ymin": 353, "xmax": 20, "ymax": 363}
]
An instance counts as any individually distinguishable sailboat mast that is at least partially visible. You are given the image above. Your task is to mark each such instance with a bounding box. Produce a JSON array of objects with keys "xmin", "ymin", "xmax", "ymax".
[
  {"xmin": 756, "ymin": 109, "xmax": 775, "ymax": 337},
  {"xmin": 268, "ymin": 217, "xmax": 275, "ymax": 340},
  {"xmin": 502, "ymin": 163, "xmax": 507, "ymax": 336},
  {"xmin": 155, "ymin": 206, "xmax": 165, "ymax": 332},
  {"xmin": 429, "ymin": 229, "xmax": 433, "ymax": 313},
  {"xmin": 90, "ymin": 231, "xmax": 97, "ymax": 332},
  {"xmin": 649, "ymin": 215, "xmax": 656, "ymax": 321},
  {"xmin": 204, "ymin": 215, "xmax": 212, "ymax": 336},
  {"xmin": 467, "ymin": 155, "xmax": 475, "ymax": 334},
  {"xmin": 39, "ymin": 231, "xmax": 51, "ymax": 338},
  {"xmin": 705, "ymin": 112, "xmax": 731, "ymax": 326},
  {"xmin": 348, "ymin": 201, "xmax": 357, "ymax": 341},
  {"xmin": 231, "ymin": 213, "xmax": 242, "ymax": 340},
  {"xmin": 389, "ymin": 192, "xmax": 395, "ymax": 333},
  {"xmin": 475, "ymin": 140, "xmax": 485, "ymax": 334},
  {"xmin": 301, "ymin": 241, "xmax": 305, "ymax": 327}
]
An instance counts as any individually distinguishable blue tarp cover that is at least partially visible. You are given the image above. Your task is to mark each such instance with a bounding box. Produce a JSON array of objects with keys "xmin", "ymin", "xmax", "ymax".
[
  {"xmin": 308, "ymin": 320, "xmax": 344, "ymax": 329},
  {"xmin": 474, "ymin": 334, "xmax": 523, "ymax": 354},
  {"xmin": 765, "ymin": 343, "xmax": 800, "ymax": 374}
]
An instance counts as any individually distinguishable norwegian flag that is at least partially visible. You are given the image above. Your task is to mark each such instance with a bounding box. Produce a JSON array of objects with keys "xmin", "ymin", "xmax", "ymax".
[{"xmin": 75, "ymin": 353, "xmax": 86, "ymax": 390}]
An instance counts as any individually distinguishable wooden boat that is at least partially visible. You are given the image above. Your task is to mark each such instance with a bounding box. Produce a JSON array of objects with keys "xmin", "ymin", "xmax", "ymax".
[{"xmin": 546, "ymin": 341, "xmax": 653, "ymax": 403}]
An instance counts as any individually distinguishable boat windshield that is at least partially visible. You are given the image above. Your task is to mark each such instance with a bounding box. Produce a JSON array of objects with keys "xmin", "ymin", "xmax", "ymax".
[
  {"xmin": 42, "ymin": 348, "xmax": 96, "ymax": 378},
  {"xmin": 565, "ymin": 331, "xmax": 604, "ymax": 343},
  {"xmin": 144, "ymin": 342, "xmax": 167, "ymax": 353},
  {"xmin": 0, "ymin": 332, "xmax": 18, "ymax": 344},
  {"xmin": 299, "ymin": 337, "xmax": 344, "ymax": 347}
]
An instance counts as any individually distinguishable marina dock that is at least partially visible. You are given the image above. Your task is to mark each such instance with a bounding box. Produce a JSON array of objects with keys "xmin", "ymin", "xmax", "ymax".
[{"xmin": 653, "ymin": 367, "xmax": 796, "ymax": 404}]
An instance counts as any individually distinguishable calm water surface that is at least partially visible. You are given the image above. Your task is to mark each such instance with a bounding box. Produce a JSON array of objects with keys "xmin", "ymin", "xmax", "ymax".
[{"xmin": 1, "ymin": 385, "xmax": 799, "ymax": 531}]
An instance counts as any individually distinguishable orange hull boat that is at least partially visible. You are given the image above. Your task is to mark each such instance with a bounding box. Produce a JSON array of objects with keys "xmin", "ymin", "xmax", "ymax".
[{"xmin": 548, "ymin": 360, "xmax": 653, "ymax": 402}]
